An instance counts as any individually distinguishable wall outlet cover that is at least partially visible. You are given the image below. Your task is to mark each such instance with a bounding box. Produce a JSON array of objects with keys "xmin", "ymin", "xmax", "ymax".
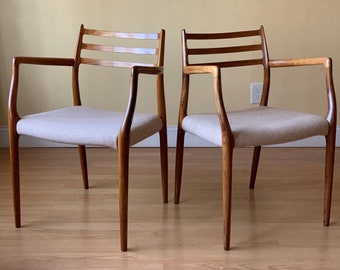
[{"xmin": 250, "ymin": 82, "xmax": 263, "ymax": 104}]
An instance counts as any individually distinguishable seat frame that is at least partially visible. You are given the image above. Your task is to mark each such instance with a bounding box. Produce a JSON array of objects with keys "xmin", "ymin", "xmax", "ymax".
[
  {"xmin": 8, "ymin": 25, "xmax": 168, "ymax": 252},
  {"xmin": 175, "ymin": 26, "xmax": 337, "ymax": 250}
]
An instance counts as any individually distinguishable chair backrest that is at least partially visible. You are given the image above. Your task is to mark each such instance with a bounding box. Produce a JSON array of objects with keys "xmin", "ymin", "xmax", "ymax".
[
  {"xmin": 181, "ymin": 26, "xmax": 270, "ymax": 105},
  {"xmin": 75, "ymin": 24, "xmax": 165, "ymax": 69},
  {"xmin": 72, "ymin": 24, "xmax": 165, "ymax": 105}
]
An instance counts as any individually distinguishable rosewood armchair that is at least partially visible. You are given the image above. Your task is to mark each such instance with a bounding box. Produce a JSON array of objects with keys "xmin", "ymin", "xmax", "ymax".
[
  {"xmin": 175, "ymin": 26, "xmax": 336, "ymax": 250},
  {"xmin": 8, "ymin": 25, "xmax": 168, "ymax": 251}
]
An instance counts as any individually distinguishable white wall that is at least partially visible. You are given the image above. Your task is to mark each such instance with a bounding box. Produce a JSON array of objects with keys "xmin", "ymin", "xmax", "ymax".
[{"xmin": 0, "ymin": 0, "xmax": 339, "ymax": 147}]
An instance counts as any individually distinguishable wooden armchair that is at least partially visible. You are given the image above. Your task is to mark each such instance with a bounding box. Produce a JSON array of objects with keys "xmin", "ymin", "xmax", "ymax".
[
  {"xmin": 175, "ymin": 26, "xmax": 336, "ymax": 250},
  {"xmin": 8, "ymin": 25, "xmax": 168, "ymax": 251}
]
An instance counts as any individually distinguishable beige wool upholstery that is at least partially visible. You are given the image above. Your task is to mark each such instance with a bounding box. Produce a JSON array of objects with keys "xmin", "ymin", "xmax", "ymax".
[
  {"xmin": 182, "ymin": 106, "xmax": 329, "ymax": 147},
  {"xmin": 17, "ymin": 106, "xmax": 163, "ymax": 149}
]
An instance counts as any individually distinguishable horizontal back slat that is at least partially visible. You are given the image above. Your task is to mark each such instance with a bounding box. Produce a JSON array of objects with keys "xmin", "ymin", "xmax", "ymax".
[
  {"xmin": 83, "ymin": 28, "xmax": 160, "ymax": 40},
  {"xmin": 191, "ymin": 59, "xmax": 264, "ymax": 68},
  {"xmin": 80, "ymin": 58, "xmax": 155, "ymax": 68},
  {"xmin": 82, "ymin": 44, "xmax": 158, "ymax": 55},
  {"xmin": 188, "ymin": 44, "xmax": 262, "ymax": 55},
  {"xmin": 183, "ymin": 27, "xmax": 265, "ymax": 68},
  {"xmin": 186, "ymin": 29, "xmax": 261, "ymax": 40},
  {"xmin": 78, "ymin": 26, "xmax": 164, "ymax": 69}
]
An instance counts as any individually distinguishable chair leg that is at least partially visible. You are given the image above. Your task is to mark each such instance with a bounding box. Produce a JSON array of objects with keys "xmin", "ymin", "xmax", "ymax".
[
  {"xmin": 249, "ymin": 146, "xmax": 261, "ymax": 189},
  {"xmin": 324, "ymin": 133, "xmax": 336, "ymax": 226},
  {"xmin": 78, "ymin": 145, "xmax": 89, "ymax": 189},
  {"xmin": 222, "ymin": 145, "xmax": 233, "ymax": 250},
  {"xmin": 159, "ymin": 127, "xmax": 168, "ymax": 203},
  {"xmin": 9, "ymin": 133, "xmax": 21, "ymax": 228},
  {"xmin": 174, "ymin": 128, "xmax": 185, "ymax": 204},
  {"xmin": 118, "ymin": 143, "xmax": 129, "ymax": 252}
]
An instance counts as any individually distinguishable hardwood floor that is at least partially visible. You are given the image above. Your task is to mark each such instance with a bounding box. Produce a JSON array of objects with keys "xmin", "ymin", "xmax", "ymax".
[{"xmin": 0, "ymin": 147, "xmax": 340, "ymax": 269}]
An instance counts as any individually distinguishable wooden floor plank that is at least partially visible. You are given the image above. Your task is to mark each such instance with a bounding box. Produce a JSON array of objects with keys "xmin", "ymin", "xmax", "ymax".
[{"xmin": 0, "ymin": 147, "xmax": 340, "ymax": 269}]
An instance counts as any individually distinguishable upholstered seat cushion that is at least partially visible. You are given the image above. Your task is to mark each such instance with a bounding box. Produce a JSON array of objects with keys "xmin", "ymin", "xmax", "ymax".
[
  {"xmin": 182, "ymin": 106, "xmax": 329, "ymax": 147},
  {"xmin": 17, "ymin": 106, "xmax": 163, "ymax": 149}
]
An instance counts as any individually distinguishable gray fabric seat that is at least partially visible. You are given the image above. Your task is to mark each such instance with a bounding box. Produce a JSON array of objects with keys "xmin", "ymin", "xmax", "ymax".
[
  {"xmin": 182, "ymin": 106, "xmax": 329, "ymax": 147},
  {"xmin": 17, "ymin": 106, "xmax": 163, "ymax": 149}
]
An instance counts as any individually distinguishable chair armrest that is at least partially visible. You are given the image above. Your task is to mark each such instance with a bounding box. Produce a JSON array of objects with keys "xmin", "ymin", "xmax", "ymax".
[
  {"xmin": 183, "ymin": 65, "xmax": 219, "ymax": 75},
  {"xmin": 118, "ymin": 65, "xmax": 165, "ymax": 141},
  {"xmin": 269, "ymin": 57, "xmax": 336, "ymax": 124},
  {"xmin": 181, "ymin": 65, "xmax": 233, "ymax": 143},
  {"xmin": 131, "ymin": 65, "xmax": 164, "ymax": 76},
  {"xmin": 13, "ymin": 56, "xmax": 74, "ymax": 67},
  {"xmin": 9, "ymin": 57, "xmax": 75, "ymax": 122},
  {"xmin": 269, "ymin": 57, "xmax": 331, "ymax": 68}
]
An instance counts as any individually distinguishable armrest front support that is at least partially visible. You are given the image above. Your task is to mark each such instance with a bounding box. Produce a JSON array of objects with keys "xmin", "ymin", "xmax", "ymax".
[
  {"xmin": 269, "ymin": 57, "xmax": 336, "ymax": 125},
  {"xmin": 8, "ymin": 57, "xmax": 75, "ymax": 123},
  {"xmin": 119, "ymin": 65, "xmax": 165, "ymax": 145},
  {"xmin": 181, "ymin": 65, "xmax": 234, "ymax": 146}
]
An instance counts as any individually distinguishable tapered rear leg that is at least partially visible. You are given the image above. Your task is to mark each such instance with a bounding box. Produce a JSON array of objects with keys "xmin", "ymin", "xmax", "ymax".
[
  {"xmin": 159, "ymin": 127, "xmax": 168, "ymax": 203},
  {"xmin": 249, "ymin": 146, "xmax": 261, "ymax": 189},
  {"xmin": 174, "ymin": 128, "xmax": 185, "ymax": 204},
  {"xmin": 78, "ymin": 145, "xmax": 89, "ymax": 189}
]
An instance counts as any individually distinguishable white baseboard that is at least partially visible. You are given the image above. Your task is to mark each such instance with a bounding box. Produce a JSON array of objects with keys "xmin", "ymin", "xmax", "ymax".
[{"xmin": 1, "ymin": 126, "xmax": 339, "ymax": 148}]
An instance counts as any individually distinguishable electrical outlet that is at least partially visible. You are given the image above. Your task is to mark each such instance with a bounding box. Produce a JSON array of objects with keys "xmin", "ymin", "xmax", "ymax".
[{"xmin": 250, "ymin": 82, "xmax": 263, "ymax": 104}]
